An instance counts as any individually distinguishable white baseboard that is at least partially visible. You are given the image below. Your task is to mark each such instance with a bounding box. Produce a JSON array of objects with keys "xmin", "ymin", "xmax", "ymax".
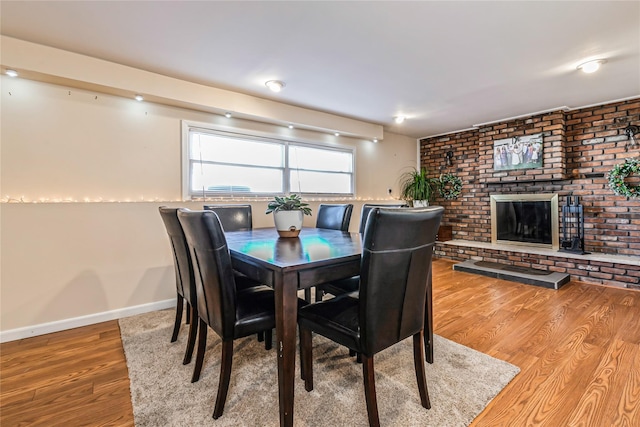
[{"xmin": 0, "ymin": 299, "xmax": 175, "ymax": 343}]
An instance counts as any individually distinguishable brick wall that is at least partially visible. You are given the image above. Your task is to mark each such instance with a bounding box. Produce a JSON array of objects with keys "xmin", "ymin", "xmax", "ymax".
[{"xmin": 420, "ymin": 98, "xmax": 640, "ymax": 288}]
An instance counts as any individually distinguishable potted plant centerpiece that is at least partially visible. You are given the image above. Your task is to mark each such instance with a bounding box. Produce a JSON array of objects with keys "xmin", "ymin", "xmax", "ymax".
[
  {"xmin": 266, "ymin": 194, "xmax": 313, "ymax": 238},
  {"xmin": 399, "ymin": 167, "xmax": 439, "ymax": 207}
]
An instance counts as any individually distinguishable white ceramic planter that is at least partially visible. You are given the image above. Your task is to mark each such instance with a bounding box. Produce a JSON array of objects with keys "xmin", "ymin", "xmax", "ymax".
[
  {"xmin": 273, "ymin": 210, "xmax": 304, "ymax": 238},
  {"xmin": 412, "ymin": 200, "xmax": 430, "ymax": 207}
]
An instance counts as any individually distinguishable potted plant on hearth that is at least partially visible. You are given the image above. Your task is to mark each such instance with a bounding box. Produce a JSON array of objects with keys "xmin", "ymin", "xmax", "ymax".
[
  {"xmin": 399, "ymin": 167, "xmax": 439, "ymax": 207},
  {"xmin": 266, "ymin": 194, "xmax": 313, "ymax": 237}
]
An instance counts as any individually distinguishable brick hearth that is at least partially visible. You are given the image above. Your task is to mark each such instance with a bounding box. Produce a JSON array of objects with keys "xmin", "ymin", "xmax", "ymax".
[{"xmin": 436, "ymin": 239, "xmax": 640, "ymax": 289}]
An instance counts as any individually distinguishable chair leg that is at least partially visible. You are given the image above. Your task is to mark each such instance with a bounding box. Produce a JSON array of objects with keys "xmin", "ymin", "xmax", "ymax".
[
  {"xmin": 171, "ymin": 294, "xmax": 184, "ymax": 342},
  {"xmin": 362, "ymin": 354, "xmax": 380, "ymax": 427},
  {"xmin": 257, "ymin": 331, "xmax": 264, "ymax": 342},
  {"xmin": 213, "ymin": 340, "xmax": 234, "ymax": 419},
  {"xmin": 299, "ymin": 338, "xmax": 305, "ymax": 381},
  {"xmin": 186, "ymin": 302, "xmax": 191, "ymax": 325},
  {"xmin": 413, "ymin": 331, "xmax": 431, "ymax": 409},
  {"xmin": 191, "ymin": 319, "xmax": 207, "ymax": 383},
  {"xmin": 315, "ymin": 288, "xmax": 324, "ymax": 302},
  {"xmin": 425, "ymin": 269, "xmax": 434, "ymax": 364},
  {"xmin": 264, "ymin": 329, "xmax": 272, "ymax": 350},
  {"xmin": 183, "ymin": 304, "xmax": 199, "ymax": 365},
  {"xmin": 300, "ymin": 327, "xmax": 313, "ymax": 390}
]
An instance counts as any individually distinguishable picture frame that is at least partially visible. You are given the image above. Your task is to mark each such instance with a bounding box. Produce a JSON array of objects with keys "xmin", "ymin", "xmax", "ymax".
[{"xmin": 493, "ymin": 133, "xmax": 543, "ymax": 171}]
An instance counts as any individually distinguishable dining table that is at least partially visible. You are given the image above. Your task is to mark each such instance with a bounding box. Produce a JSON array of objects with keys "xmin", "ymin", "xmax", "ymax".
[{"xmin": 225, "ymin": 226, "xmax": 434, "ymax": 427}]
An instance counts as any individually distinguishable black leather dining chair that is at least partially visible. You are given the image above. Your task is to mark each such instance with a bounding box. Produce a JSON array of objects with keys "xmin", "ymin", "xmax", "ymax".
[
  {"xmin": 203, "ymin": 204, "xmax": 252, "ymax": 232},
  {"xmin": 159, "ymin": 207, "xmax": 199, "ymax": 366},
  {"xmin": 315, "ymin": 203, "xmax": 407, "ymax": 302},
  {"xmin": 309, "ymin": 203, "xmax": 354, "ymax": 301},
  {"xmin": 298, "ymin": 206, "xmax": 444, "ymax": 427},
  {"xmin": 358, "ymin": 203, "xmax": 408, "ymax": 234},
  {"xmin": 315, "ymin": 203, "xmax": 353, "ymax": 232},
  {"xmin": 203, "ymin": 204, "xmax": 270, "ymax": 344},
  {"xmin": 177, "ymin": 208, "xmax": 279, "ymax": 419}
]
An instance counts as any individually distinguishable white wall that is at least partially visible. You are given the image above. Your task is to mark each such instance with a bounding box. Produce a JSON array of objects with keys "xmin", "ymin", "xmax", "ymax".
[{"xmin": 0, "ymin": 76, "xmax": 417, "ymax": 340}]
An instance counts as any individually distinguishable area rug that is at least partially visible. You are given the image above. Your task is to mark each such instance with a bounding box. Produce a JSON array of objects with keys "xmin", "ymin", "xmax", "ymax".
[{"xmin": 119, "ymin": 309, "xmax": 519, "ymax": 426}]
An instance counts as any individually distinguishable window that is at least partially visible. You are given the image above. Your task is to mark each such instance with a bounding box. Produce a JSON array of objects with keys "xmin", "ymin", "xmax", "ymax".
[{"xmin": 183, "ymin": 122, "xmax": 354, "ymax": 198}]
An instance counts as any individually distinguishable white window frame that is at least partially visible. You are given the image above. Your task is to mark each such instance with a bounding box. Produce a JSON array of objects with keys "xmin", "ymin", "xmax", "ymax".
[{"xmin": 181, "ymin": 121, "xmax": 355, "ymax": 199}]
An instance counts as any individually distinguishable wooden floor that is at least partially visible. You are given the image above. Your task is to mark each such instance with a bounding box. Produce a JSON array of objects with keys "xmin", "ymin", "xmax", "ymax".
[{"xmin": 1, "ymin": 258, "xmax": 639, "ymax": 426}]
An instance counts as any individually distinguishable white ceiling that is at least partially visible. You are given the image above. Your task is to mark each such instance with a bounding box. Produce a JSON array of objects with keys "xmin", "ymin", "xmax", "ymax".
[{"xmin": 1, "ymin": 1, "xmax": 639, "ymax": 139}]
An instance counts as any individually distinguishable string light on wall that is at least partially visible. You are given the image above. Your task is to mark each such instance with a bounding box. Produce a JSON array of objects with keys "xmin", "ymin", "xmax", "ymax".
[
  {"xmin": 1, "ymin": 82, "xmax": 388, "ymax": 206},
  {"xmin": 2, "ymin": 194, "xmax": 399, "ymax": 204}
]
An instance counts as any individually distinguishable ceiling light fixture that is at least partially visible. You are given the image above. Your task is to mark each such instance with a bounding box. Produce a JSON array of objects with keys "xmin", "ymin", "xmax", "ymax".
[
  {"xmin": 394, "ymin": 116, "xmax": 406, "ymax": 124},
  {"xmin": 334, "ymin": 132, "xmax": 340, "ymax": 137},
  {"xmin": 5, "ymin": 69, "xmax": 18, "ymax": 77},
  {"xmin": 288, "ymin": 124, "xmax": 294, "ymax": 129},
  {"xmin": 224, "ymin": 112, "xmax": 232, "ymax": 118},
  {"xmin": 577, "ymin": 59, "xmax": 606, "ymax": 74},
  {"xmin": 373, "ymin": 138, "xmax": 378, "ymax": 143},
  {"xmin": 265, "ymin": 80, "xmax": 285, "ymax": 92},
  {"xmin": 134, "ymin": 94, "xmax": 144, "ymax": 102}
]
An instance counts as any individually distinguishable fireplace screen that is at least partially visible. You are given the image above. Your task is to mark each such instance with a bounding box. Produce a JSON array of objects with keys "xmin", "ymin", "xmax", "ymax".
[{"xmin": 490, "ymin": 194, "xmax": 559, "ymax": 250}]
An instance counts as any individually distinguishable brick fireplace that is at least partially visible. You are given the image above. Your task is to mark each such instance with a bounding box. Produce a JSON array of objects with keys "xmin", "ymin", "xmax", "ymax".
[{"xmin": 420, "ymin": 98, "xmax": 640, "ymax": 289}]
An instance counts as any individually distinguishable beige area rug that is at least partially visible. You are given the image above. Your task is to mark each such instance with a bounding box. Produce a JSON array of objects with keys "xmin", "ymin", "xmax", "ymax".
[{"xmin": 119, "ymin": 309, "xmax": 519, "ymax": 427}]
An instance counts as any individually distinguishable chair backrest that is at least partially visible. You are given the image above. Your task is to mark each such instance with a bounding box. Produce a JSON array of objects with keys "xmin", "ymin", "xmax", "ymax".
[
  {"xmin": 177, "ymin": 209, "xmax": 238, "ymax": 340},
  {"xmin": 359, "ymin": 203, "xmax": 408, "ymax": 234},
  {"xmin": 359, "ymin": 206, "xmax": 444, "ymax": 355},
  {"xmin": 159, "ymin": 207, "xmax": 196, "ymax": 304},
  {"xmin": 203, "ymin": 204, "xmax": 252, "ymax": 232},
  {"xmin": 315, "ymin": 204, "xmax": 353, "ymax": 231}
]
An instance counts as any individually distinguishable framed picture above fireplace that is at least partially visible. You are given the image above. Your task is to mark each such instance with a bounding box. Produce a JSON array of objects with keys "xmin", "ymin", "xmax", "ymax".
[{"xmin": 493, "ymin": 133, "xmax": 543, "ymax": 171}]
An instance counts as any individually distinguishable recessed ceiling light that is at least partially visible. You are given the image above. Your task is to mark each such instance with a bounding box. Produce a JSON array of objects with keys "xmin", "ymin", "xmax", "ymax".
[
  {"xmin": 373, "ymin": 138, "xmax": 378, "ymax": 143},
  {"xmin": 288, "ymin": 124, "xmax": 294, "ymax": 129},
  {"xmin": 265, "ymin": 80, "xmax": 285, "ymax": 92},
  {"xmin": 334, "ymin": 132, "xmax": 340, "ymax": 137},
  {"xmin": 224, "ymin": 112, "xmax": 232, "ymax": 118},
  {"xmin": 134, "ymin": 94, "xmax": 144, "ymax": 101},
  {"xmin": 5, "ymin": 69, "xmax": 18, "ymax": 77},
  {"xmin": 577, "ymin": 59, "xmax": 606, "ymax": 74},
  {"xmin": 394, "ymin": 116, "xmax": 406, "ymax": 124}
]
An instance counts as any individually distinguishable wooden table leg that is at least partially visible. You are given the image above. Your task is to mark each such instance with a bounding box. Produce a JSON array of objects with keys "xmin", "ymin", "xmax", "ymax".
[
  {"xmin": 275, "ymin": 270, "xmax": 298, "ymax": 427},
  {"xmin": 424, "ymin": 268, "xmax": 434, "ymax": 364}
]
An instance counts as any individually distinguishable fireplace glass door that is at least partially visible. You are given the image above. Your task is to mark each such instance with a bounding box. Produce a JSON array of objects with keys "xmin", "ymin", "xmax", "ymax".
[{"xmin": 490, "ymin": 194, "xmax": 559, "ymax": 250}]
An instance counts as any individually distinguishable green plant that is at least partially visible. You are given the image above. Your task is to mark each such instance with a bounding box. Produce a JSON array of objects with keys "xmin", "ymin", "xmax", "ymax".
[
  {"xmin": 265, "ymin": 194, "xmax": 313, "ymax": 215},
  {"xmin": 399, "ymin": 167, "xmax": 439, "ymax": 202}
]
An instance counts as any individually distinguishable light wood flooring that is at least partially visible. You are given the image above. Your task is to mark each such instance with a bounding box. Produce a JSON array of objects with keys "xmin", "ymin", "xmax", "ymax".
[{"xmin": 2, "ymin": 259, "xmax": 639, "ymax": 426}]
